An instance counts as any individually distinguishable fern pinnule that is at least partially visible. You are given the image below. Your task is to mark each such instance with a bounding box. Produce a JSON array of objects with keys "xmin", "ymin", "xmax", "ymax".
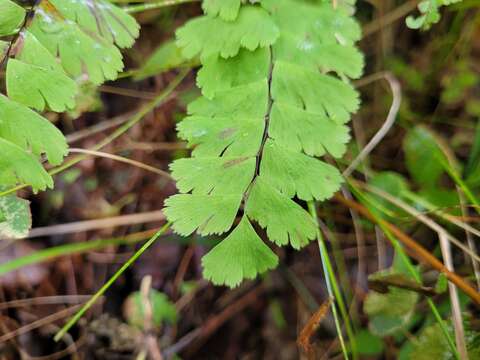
[{"xmin": 0, "ymin": 0, "xmax": 139, "ymax": 191}]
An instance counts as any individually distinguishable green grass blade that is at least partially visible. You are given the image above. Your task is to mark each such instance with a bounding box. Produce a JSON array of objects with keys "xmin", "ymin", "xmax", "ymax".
[
  {"xmin": 124, "ymin": 0, "xmax": 199, "ymax": 13},
  {"xmin": 308, "ymin": 201, "xmax": 357, "ymax": 360},
  {"xmin": 0, "ymin": 230, "xmax": 156, "ymax": 276},
  {"xmin": 53, "ymin": 222, "xmax": 171, "ymax": 342}
]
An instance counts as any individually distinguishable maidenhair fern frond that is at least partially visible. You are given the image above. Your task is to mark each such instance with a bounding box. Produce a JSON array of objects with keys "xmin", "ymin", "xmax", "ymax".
[{"xmin": 165, "ymin": 0, "xmax": 364, "ymax": 287}]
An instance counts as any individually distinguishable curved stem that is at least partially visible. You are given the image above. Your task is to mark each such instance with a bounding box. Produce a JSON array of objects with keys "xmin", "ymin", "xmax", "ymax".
[{"xmin": 68, "ymin": 148, "xmax": 173, "ymax": 180}]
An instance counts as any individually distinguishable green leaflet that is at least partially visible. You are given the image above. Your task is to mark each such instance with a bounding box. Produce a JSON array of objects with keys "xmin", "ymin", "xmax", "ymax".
[
  {"xmin": 0, "ymin": 94, "xmax": 68, "ymax": 166},
  {"xmin": 164, "ymin": 194, "xmax": 242, "ymax": 236},
  {"xmin": 49, "ymin": 0, "xmax": 139, "ymax": 48},
  {"xmin": 269, "ymin": 103, "xmax": 350, "ymax": 158},
  {"xmin": 170, "ymin": 156, "xmax": 256, "ymax": 195},
  {"xmin": 178, "ymin": 81, "xmax": 267, "ymax": 158},
  {"xmin": 260, "ymin": 139, "xmax": 343, "ymax": 201},
  {"xmin": 202, "ymin": 0, "xmax": 242, "ymax": 21},
  {"xmin": 403, "ymin": 126, "xmax": 448, "ymax": 189},
  {"xmin": 364, "ymin": 285, "xmax": 418, "ymax": 336},
  {"xmin": 0, "ymin": 138, "xmax": 53, "ymax": 191},
  {"xmin": 201, "ymin": 216, "xmax": 279, "ymax": 288},
  {"xmin": 176, "ymin": 5, "xmax": 279, "ymax": 60},
  {"xmin": 272, "ymin": 61, "xmax": 360, "ymax": 124},
  {"xmin": 126, "ymin": 290, "xmax": 177, "ymax": 329},
  {"xmin": 197, "ymin": 47, "xmax": 270, "ymax": 99},
  {"xmin": 0, "ymin": 192, "xmax": 31, "ymax": 239},
  {"xmin": 410, "ymin": 320, "xmax": 480, "ymax": 359},
  {"xmin": 245, "ymin": 177, "xmax": 316, "ymax": 249},
  {"xmin": 26, "ymin": 0, "xmax": 139, "ymax": 84},
  {"xmin": 166, "ymin": 0, "xmax": 363, "ymax": 287},
  {"xmin": 16, "ymin": 31, "xmax": 64, "ymax": 72},
  {"xmin": 7, "ymin": 59, "xmax": 77, "ymax": 112},
  {"xmin": 406, "ymin": 0, "xmax": 462, "ymax": 30},
  {"xmin": 0, "ymin": 0, "xmax": 25, "ymax": 36},
  {"xmin": 364, "ymin": 255, "xmax": 420, "ymax": 337},
  {"xmin": 0, "ymin": 1, "xmax": 140, "ymax": 192},
  {"xmin": 6, "ymin": 31, "xmax": 78, "ymax": 112},
  {"xmin": 29, "ymin": 3, "xmax": 123, "ymax": 85}
]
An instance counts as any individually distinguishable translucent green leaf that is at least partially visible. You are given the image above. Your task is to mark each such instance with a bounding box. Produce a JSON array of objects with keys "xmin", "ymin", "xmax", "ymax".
[
  {"xmin": 176, "ymin": 5, "xmax": 279, "ymax": 60},
  {"xmin": 365, "ymin": 287, "xmax": 418, "ymax": 337},
  {"xmin": 418, "ymin": 187, "xmax": 460, "ymax": 213},
  {"xmin": 406, "ymin": 0, "xmax": 462, "ymax": 30},
  {"xmin": 202, "ymin": 216, "xmax": 279, "ymax": 287},
  {"xmin": 126, "ymin": 290, "xmax": 177, "ymax": 329},
  {"xmin": 246, "ymin": 177, "xmax": 316, "ymax": 249},
  {"xmin": 355, "ymin": 330, "xmax": 384, "ymax": 356},
  {"xmin": 0, "ymin": 94, "xmax": 68, "ymax": 165},
  {"xmin": 410, "ymin": 320, "xmax": 480, "ymax": 360},
  {"xmin": 49, "ymin": 0, "xmax": 140, "ymax": 48},
  {"xmin": 0, "ymin": 138, "xmax": 53, "ymax": 191},
  {"xmin": 135, "ymin": 40, "xmax": 188, "ymax": 80},
  {"xmin": 364, "ymin": 257, "xmax": 419, "ymax": 336},
  {"xmin": 0, "ymin": 0, "xmax": 25, "ymax": 36},
  {"xmin": 435, "ymin": 273, "xmax": 448, "ymax": 294},
  {"xmin": 365, "ymin": 172, "xmax": 410, "ymax": 222},
  {"xmin": 260, "ymin": 140, "xmax": 343, "ymax": 201},
  {"xmin": 405, "ymin": 14, "xmax": 427, "ymax": 30},
  {"xmin": 164, "ymin": 194, "xmax": 242, "ymax": 236},
  {"xmin": 403, "ymin": 126, "xmax": 447, "ymax": 189},
  {"xmin": 170, "ymin": 156, "xmax": 255, "ymax": 195},
  {"xmin": 0, "ymin": 192, "xmax": 31, "ymax": 240},
  {"xmin": 202, "ymin": 0, "xmax": 242, "ymax": 21},
  {"xmin": 29, "ymin": 4, "xmax": 124, "ymax": 84}
]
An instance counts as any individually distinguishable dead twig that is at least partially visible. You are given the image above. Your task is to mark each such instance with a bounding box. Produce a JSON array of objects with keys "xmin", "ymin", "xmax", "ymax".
[
  {"xmin": 0, "ymin": 305, "xmax": 82, "ymax": 343},
  {"xmin": 297, "ymin": 297, "xmax": 333, "ymax": 357}
]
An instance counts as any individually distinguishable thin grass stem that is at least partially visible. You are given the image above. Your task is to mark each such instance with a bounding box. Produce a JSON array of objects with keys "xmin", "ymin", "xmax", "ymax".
[
  {"xmin": 53, "ymin": 222, "xmax": 171, "ymax": 342},
  {"xmin": 308, "ymin": 202, "xmax": 357, "ymax": 360},
  {"xmin": 124, "ymin": 0, "xmax": 199, "ymax": 13}
]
